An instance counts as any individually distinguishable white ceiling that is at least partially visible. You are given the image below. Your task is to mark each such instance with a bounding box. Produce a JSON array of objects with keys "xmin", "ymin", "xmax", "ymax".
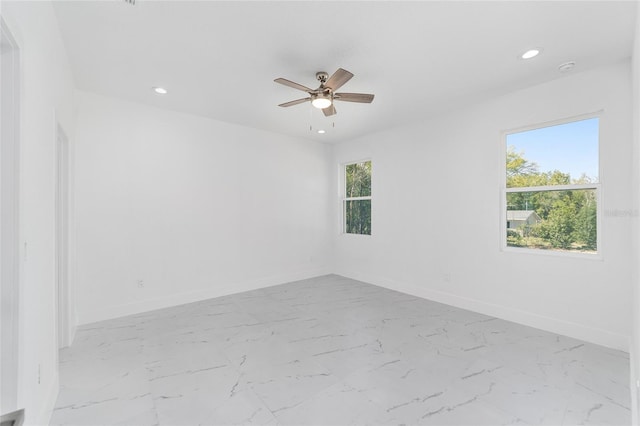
[{"xmin": 52, "ymin": 1, "xmax": 637, "ymax": 144}]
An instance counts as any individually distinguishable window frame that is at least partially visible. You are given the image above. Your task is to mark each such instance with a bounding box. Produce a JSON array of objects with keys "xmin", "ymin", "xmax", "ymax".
[
  {"xmin": 341, "ymin": 159, "xmax": 372, "ymax": 236},
  {"xmin": 500, "ymin": 112, "xmax": 603, "ymax": 259}
]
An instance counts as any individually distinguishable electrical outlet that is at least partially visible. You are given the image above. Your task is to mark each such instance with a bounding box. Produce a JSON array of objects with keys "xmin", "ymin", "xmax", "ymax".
[
  {"xmin": 443, "ymin": 272, "xmax": 451, "ymax": 283},
  {"xmin": 137, "ymin": 280, "xmax": 144, "ymax": 288}
]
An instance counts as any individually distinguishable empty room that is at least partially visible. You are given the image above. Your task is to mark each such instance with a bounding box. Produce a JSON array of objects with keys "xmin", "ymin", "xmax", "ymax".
[{"xmin": 1, "ymin": 0, "xmax": 640, "ymax": 425}]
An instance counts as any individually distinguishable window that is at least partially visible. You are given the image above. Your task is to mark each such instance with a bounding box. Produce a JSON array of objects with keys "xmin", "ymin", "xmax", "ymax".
[
  {"xmin": 343, "ymin": 160, "xmax": 371, "ymax": 235},
  {"xmin": 503, "ymin": 117, "xmax": 599, "ymax": 254}
]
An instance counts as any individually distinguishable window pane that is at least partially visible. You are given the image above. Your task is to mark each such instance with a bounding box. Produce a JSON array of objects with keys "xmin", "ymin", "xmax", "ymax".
[
  {"xmin": 345, "ymin": 161, "xmax": 372, "ymax": 197},
  {"xmin": 506, "ymin": 118, "xmax": 599, "ymax": 188},
  {"xmin": 345, "ymin": 200, "xmax": 371, "ymax": 235},
  {"xmin": 506, "ymin": 189, "xmax": 597, "ymax": 252}
]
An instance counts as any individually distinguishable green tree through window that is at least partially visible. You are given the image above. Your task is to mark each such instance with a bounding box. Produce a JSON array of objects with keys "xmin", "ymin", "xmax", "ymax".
[
  {"xmin": 344, "ymin": 161, "xmax": 371, "ymax": 235},
  {"xmin": 505, "ymin": 118, "xmax": 599, "ymax": 253}
]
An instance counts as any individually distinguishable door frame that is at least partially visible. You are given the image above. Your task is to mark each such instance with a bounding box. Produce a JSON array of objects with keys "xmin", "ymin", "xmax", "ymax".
[
  {"xmin": 55, "ymin": 124, "xmax": 70, "ymax": 349},
  {"xmin": 0, "ymin": 16, "xmax": 21, "ymax": 415}
]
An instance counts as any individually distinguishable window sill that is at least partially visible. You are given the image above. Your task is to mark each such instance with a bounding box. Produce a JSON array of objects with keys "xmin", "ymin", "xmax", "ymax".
[
  {"xmin": 341, "ymin": 232, "xmax": 372, "ymax": 238},
  {"xmin": 501, "ymin": 245, "xmax": 603, "ymax": 261}
]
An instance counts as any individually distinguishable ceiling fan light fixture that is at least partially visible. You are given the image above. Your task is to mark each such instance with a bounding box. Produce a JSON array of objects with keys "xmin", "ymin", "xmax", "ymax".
[{"xmin": 311, "ymin": 94, "xmax": 332, "ymax": 109}]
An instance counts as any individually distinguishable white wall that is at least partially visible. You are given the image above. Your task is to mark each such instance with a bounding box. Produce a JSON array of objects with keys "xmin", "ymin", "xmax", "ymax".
[
  {"xmin": 0, "ymin": 1, "xmax": 76, "ymax": 424},
  {"xmin": 631, "ymin": 2, "xmax": 640, "ymax": 423},
  {"xmin": 73, "ymin": 91, "xmax": 332, "ymax": 324},
  {"xmin": 333, "ymin": 61, "xmax": 633, "ymax": 351}
]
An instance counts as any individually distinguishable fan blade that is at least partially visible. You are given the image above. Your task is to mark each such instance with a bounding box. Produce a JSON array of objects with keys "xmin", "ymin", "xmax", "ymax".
[
  {"xmin": 324, "ymin": 68, "xmax": 354, "ymax": 92},
  {"xmin": 322, "ymin": 104, "xmax": 336, "ymax": 117},
  {"xmin": 274, "ymin": 78, "xmax": 314, "ymax": 93},
  {"xmin": 278, "ymin": 97, "xmax": 311, "ymax": 107},
  {"xmin": 334, "ymin": 93, "xmax": 375, "ymax": 103}
]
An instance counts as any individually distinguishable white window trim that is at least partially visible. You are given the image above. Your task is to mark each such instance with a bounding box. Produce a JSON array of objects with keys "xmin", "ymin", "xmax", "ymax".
[
  {"xmin": 341, "ymin": 159, "xmax": 372, "ymax": 236},
  {"xmin": 500, "ymin": 112, "xmax": 603, "ymax": 260}
]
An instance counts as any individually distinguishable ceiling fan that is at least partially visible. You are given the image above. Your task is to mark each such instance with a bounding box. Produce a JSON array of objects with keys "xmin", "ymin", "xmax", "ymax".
[{"xmin": 274, "ymin": 68, "xmax": 374, "ymax": 117}]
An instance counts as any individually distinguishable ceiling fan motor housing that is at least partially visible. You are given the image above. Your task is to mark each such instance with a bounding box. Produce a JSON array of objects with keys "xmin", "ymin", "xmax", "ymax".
[{"xmin": 316, "ymin": 71, "xmax": 329, "ymax": 84}]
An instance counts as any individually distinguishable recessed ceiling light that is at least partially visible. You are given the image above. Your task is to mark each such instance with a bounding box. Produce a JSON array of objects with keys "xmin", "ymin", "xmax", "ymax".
[
  {"xmin": 153, "ymin": 87, "xmax": 168, "ymax": 95},
  {"xmin": 317, "ymin": 130, "xmax": 326, "ymax": 134},
  {"xmin": 521, "ymin": 48, "xmax": 542, "ymax": 60},
  {"xmin": 558, "ymin": 61, "xmax": 576, "ymax": 73}
]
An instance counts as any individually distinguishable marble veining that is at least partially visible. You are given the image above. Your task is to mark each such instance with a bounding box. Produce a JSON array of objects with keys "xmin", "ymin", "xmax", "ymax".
[{"xmin": 51, "ymin": 275, "xmax": 631, "ymax": 425}]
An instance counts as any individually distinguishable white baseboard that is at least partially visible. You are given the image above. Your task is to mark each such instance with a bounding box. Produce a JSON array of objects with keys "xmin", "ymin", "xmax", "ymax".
[
  {"xmin": 337, "ymin": 270, "xmax": 629, "ymax": 351},
  {"xmin": 75, "ymin": 266, "xmax": 628, "ymax": 350},
  {"xmin": 77, "ymin": 267, "xmax": 331, "ymax": 325}
]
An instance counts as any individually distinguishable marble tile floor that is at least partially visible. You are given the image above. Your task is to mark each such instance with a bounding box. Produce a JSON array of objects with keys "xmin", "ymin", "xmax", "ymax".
[{"xmin": 51, "ymin": 275, "xmax": 631, "ymax": 426}]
